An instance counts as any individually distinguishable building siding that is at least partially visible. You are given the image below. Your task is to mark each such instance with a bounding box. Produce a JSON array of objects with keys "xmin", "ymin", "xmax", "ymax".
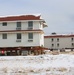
[
  {"xmin": 0, "ymin": 15, "xmax": 47, "ymax": 49},
  {"xmin": 0, "ymin": 21, "xmax": 43, "ymax": 31},
  {"xmin": 44, "ymin": 35, "xmax": 74, "ymax": 49}
]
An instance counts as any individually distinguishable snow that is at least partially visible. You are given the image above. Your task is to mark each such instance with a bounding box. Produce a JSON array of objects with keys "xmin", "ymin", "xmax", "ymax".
[
  {"xmin": 0, "ymin": 13, "xmax": 41, "ymax": 18},
  {"xmin": 0, "ymin": 54, "xmax": 74, "ymax": 75}
]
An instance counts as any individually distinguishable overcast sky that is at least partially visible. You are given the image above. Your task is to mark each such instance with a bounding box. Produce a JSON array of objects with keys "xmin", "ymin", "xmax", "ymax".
[{"xmin": 0, "ymin": 0, "xmax": 74, "ymax": 35}]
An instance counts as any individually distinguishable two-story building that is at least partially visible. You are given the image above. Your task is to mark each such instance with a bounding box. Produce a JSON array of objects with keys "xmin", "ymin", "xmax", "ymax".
[
  {"xmin": 44, "ymin": 33, "xmax": 74, "ymax": 50},
  {"xmin": 0, "ymin": 15, "xmax": 47, "ymax": 55}
]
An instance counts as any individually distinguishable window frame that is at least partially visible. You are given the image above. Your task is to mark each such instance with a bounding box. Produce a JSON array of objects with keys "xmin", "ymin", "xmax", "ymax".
[
  {"xmin": 2, "ymin": 33, "xmax": 7, "ymax": 39},
  {"xmin": 17, "ymin": 22, "xmax": 21, "ymax": 28},
  {"xmin": 28, "ymin": 21, "xmax": 33, "ymax": 28},
  {"xmin": 2, "ymin": 22, "xmax": 7, "ymax": 26},
  {"xmin": 16, "ymin": 33, "xmax": 21, "ymax": 39},
  {"xmin": 57, "ymin": 43, "xmax": 59, "ymax": 47},
  {"xmin": 72, "ymin": 43, "xmax": 74, "ymax": 46},
  {"xmin": 28, "ymin": 33, "xmax": 33, "ymax": 39},
  {"xmin": 57, "ymin": 38, "xmax": 59, "ymax": 42},
  {"xmin": 71, "ymin": 38, "xmax": 73, "ymax": 41},
  {"xmin": 51, "ymin": 38, "xmax": 54, "ymax": 42},
  {"xmin": 52, "ymin": 44, "xmax": 54, "ymax": 47}
]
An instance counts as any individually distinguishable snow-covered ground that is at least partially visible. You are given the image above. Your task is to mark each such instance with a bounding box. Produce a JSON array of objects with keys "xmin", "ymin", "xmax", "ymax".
[{"xmin": 0, "ymin": 54, "xmax": 74, "ymax": 75}]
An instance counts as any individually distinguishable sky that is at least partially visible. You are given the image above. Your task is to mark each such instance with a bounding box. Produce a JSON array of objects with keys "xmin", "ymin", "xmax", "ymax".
[{"xmin": 0, "ymin": 0, "xmax": 74, "ymax": 35}]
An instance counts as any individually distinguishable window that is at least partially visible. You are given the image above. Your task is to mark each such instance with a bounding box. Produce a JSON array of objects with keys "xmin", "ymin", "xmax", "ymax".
[
  {"xmin": 2, "ymin": 22, "xmax": 7, "ymax": 26},
  {"xmin": 17, "ymin": 22, "xmax": 21, "ymax": 27},
  {"xmin": 16, "ymin": 22, "xmax": 21, "ymax": 30},
  {"xmin": 28, "ymin": 33, "xmax": 33, "ymax": 39},
  {"xmin": 57, "ymin": 38, "xmax": 59, "ymax": 42},
  {"xmin": 72, "ymin": 43, "xmax": 74, "ymax": 46},
  {"xmin": 2, "ymin": 34, "xmax": 7, "ymax": 39},
  {"xmin": 28, "ymin": 21, "xmax": 33, "ymax": 29},
  {"xmin": 52, "ymin": 44, "xmax": 54, "ymax": 47},
  {"xmin": 71, "ymin": 38, "xmax": 73, "ymax": 41},
  {"xmin": 57, "ymin": 43, "xmax": 59, "ymax": 47},
  {"xmin": 17, "ymin": 33, "xmax": 21, "ymax": 39},
  {"xmin": 51, "ymin": 38, "xmax": 54, "ymax": 42}
]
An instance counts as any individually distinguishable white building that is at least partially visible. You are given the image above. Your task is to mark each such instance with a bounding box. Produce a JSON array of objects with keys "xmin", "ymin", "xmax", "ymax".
[
  {"xmin": 44, "ymin": 33, "xmax": 74, "ymax": 50},
  {"xmin": 0, "ymin": 15, "xmax": 47, "ymax": 55}
]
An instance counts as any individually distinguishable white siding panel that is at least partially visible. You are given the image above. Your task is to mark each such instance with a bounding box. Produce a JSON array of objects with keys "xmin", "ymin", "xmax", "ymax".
[
  {"xmin": 0, "ymin": 22, "xmax": 16, "ymax": 31},
  {"xmin": 0, "ymin": 33, "xmax": 41, "ymax": 47},
  {"xmin": 44, "ymin": 37, "xmax": 74, "ymax": 49},
  {"xmin": 0, "ymin": 21, "xmax": 42, "ymax": 31},
  {"xmin": 0, "ymin": 20, "xmax": 45, "ymax": 48}
]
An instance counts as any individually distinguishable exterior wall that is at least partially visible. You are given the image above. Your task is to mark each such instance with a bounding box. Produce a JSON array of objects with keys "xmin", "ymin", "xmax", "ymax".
[
  {"xmin": 0, "ymin": 16, "xmax": 45, "ymax": 48},
  {"xmin": 0, "ymin": 21, "xmax": 43, "ymax": 31},
  {"xmin": 39, "ymin": 23, "xmax": 43, "ymax": 30},
  {"xmin": 44, "ymin": 36, "xmax": 74, "ymax": 49},
  {"xmin": 39, "ymin": 33, "xmax": 44, "ymax": 47},
  {"xmin": 0, "ymin": 32, "xmax": 41, "ymax": 47},
  {"xmin": 0, "ymin": 22, "xmax": 16, "ymax": 31},
  {"xmin": 44, "ymin": 38, "xmax": 51, "ymax": 49}
]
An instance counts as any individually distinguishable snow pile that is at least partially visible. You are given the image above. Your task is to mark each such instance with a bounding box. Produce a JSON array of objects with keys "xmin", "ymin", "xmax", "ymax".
[{"xmin": 0, "ymin": 54, "xmax": 74, "ymax": 75}]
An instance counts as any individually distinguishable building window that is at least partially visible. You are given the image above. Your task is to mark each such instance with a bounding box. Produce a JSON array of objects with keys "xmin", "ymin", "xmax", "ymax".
[
  {"xmin": 72, "ymin": 43, "xmax": 74, "ymax": 46},
  {"xmin": 2, "ymin": 34, "xmax": 7, "ymax": 39},
  {"xmin": 57, "ymin": 43, "xmax": 59, "ymax": 47},
  {"xmin": 28, "ymin": 33, "xmax": 33, "ymax": 39},
  {"xmin": 71, "ymin": 38, "xmax": 73, "ymax": 41},
  {"xmin": 2, "ymin": 22, "xmax": 7, "ymax": 26},
  {"xmin": 52, "ymin": 44, "xmax": 54, "ymax": 47},
  {"xmin": 57, "ymin": 38, "xmax": 59, "ymax": 42},
  {"xmin": 17, "ymin": 33, "xmax": 21, "ymax": 39},
  {"xmin": 28, "ymin": 21, "xmax": 33, "ymax": 29},
  {"xmin": 16, "ymin": 22, "xmax": 21, "ymax": 30},
  {"xmin": 51, "ymin": 38, "xmax": 54, "ymax": 42},
  {"xmin": 17, "ymin": 22, "xmax": 21, "ymax": 27}
]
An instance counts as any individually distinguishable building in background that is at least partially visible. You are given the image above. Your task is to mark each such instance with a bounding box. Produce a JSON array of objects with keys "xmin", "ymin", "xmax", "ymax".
[
  {"xmin": 0, "ymin": 15, "xmax": 47, "ymax": 55},
  {"xmin": 44, "ymin": 33, "xmax": 74, "ymax": 50}
]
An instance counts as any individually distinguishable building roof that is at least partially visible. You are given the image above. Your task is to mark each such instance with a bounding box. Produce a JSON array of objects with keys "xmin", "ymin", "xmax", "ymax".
[
  {"xmin": 44, "ymin": 34, "xmax": 74, "ymax": 38},
  {"xmin": 0, "ymin": 15, "xmax": 43, "ymax": 21}
]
